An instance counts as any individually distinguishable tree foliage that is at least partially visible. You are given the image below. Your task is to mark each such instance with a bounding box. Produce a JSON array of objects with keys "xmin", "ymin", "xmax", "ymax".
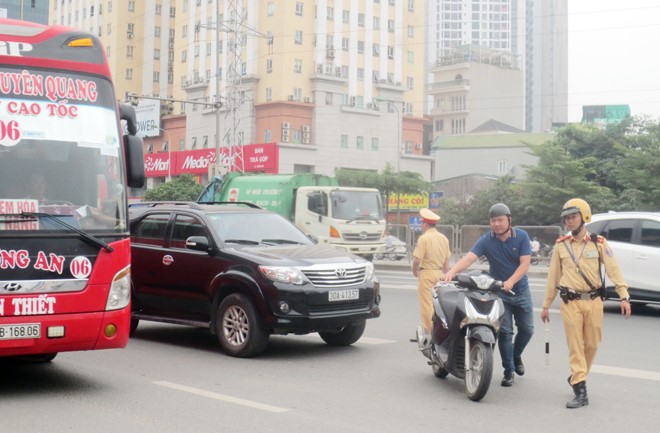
[
  {"xmin": 335, "ymin": 163, "xmax": 432, "ymax": 212},
  {"xmin": 440, "ymin": 116, "xmax": 660, "ymax": 226},
  {"xmin": 143, "ymin": 174, "xmax": 204, "ymax": 202}
]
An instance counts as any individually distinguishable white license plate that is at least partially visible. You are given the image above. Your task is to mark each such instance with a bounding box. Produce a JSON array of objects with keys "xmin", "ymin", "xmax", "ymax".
[
  {"xmin": 328, "ymin": 289, "xmax": 360, "ymax": 302},
  {"xmin": 0, "ymin": 323, "xmax": 41, "ymax": 340}
]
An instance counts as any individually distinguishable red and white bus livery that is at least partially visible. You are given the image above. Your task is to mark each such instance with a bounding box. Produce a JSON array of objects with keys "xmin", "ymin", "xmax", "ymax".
[{"xmin": 0, "ymin": 19, "xmax": 144, "ymax": 361}]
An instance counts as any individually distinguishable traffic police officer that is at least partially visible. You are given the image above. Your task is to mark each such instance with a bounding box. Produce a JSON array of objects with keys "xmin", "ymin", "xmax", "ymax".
[
  {"xmin": 412, "ymin": 208, "xmax": 451, "ymax": 339},
  {"xmin": 541, "ymin": 198, "xmax": 632, "ymax": 409}
]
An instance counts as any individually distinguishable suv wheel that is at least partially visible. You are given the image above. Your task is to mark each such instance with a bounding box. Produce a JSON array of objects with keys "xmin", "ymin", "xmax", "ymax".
[
  {"xmin": 216, "ymin": 293, "xmax": 269, "ymax": 358},
  {"xmin": 318, "ymin": 320, "xmax": 366, "ymax": 346}
]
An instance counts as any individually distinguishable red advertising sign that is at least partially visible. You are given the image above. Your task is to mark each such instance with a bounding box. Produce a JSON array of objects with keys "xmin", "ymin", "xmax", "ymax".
[{"xmin": 143, "ymin": 143, "xmax": 279, "ymax": 177}]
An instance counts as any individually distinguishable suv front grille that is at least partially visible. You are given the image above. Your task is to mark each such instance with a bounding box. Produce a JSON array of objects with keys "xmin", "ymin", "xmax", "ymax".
[{"xmin": 302, "ymin": 265, "xmax": 366, "ymax": 288}]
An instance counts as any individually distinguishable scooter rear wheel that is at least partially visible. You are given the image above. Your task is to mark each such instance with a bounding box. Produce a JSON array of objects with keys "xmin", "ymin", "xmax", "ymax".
[{"xmin": 464, "ymin": 341, "xmax": 493, "ymax": 402}]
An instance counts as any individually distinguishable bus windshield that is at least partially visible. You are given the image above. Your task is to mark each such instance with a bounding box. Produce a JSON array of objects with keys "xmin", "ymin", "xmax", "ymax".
[{"xmin": 0, "ymin": 66, "xmax": 126, "ymax": 233}]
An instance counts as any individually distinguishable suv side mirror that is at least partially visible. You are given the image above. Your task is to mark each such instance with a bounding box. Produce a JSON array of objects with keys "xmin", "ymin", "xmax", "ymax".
[{"xmin": 186, "ymin": 236, "xmax": 211, "ymax": 252}]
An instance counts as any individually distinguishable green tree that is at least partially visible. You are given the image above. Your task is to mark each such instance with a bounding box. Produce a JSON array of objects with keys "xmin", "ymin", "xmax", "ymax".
[
  {"xmin": 335, "ymin": 164, "xmax": 432, "ymax": 213},
  {"xmin": 143, "ymin": 174, "xmax": 204, "ymax": 201}
]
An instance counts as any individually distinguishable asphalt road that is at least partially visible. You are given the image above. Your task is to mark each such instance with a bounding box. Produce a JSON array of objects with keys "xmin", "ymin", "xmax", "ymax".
[{"xmin": 1, "ymin": 266, "xmax": 658, "ymax": 433}]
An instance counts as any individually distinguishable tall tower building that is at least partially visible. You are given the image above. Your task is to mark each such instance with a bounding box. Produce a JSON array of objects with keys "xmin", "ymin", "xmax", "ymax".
[
  {"xmin": 425, "ymin": 0, "xmax": 567, "ymax": 133},
  {"xmin": 524, "ymin": 0, "xmax": 567, "ymax": 132},
  {"xmin": 1, "ymin": 0, "xmax": 48, "ymax": 24},
  {"xmin": 50, "ymin": 1, "xmax": 433, "ymax": 180}
]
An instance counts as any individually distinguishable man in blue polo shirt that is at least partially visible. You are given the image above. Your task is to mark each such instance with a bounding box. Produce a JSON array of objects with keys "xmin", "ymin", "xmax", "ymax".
[{"xmin": 443, "ymin": 203, "xmax": 533, "ymax": 387}]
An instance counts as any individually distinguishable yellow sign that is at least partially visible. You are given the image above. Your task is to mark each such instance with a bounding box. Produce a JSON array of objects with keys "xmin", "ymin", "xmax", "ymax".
[{"xmin": 388, "ymin": 194, "xmax": 428, "ymax": 210}]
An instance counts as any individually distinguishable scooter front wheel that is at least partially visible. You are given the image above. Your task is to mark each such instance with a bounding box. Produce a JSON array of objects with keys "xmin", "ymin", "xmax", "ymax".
[{"xmin": 464, "ymin": 340, "xmax": 493, "ymax": 402}]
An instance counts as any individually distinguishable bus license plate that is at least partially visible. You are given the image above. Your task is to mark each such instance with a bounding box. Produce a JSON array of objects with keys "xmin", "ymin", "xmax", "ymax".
[
  {"xmin": 0, "ymin": 324, "xmax": 41, "ymax": 340},
  {"xmin": 329, "ymin": 289, "xmax": 359, "ymax": 302}
]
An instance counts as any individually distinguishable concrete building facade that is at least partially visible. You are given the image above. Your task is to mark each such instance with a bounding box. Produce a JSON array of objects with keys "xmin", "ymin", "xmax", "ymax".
[{"xmin": 49, "ymin": 0, "xmax": 434, "ymax": 182}]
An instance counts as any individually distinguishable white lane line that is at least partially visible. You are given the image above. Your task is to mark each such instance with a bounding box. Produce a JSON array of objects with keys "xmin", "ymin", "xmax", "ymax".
[
  {"xmin": 591, "ymin": 365, "xmax": 660, "ymax": 382},
  {"xmin": 153, "ymin": 381, "xmax": 289, "ymax": 413}
]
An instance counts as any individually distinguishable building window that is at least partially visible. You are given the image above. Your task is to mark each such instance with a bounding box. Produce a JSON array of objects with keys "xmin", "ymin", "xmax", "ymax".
[
  {"xmin": 294, "ymin": 30, "xmax": 303, "ymax": 44},
  {"xmin": 356, "ymin": 136, "xmax": 364, "ymax": 150},
  {"xmin": 373, "ymin": 17, "xmax": 380, "ymax": 29},
  {"xmin": 295, "ymin": 2, "xmax": 303, "ymax": 15},
  {"xmin": 451, "ymin": 118, "xmax": 466, "ymax": 134},
  {"xmin": 407, "ymin": 50, "xmax": 414, "ymax": 63},
  {"xmin": 358, "ymin": 13, "xmax": 365, "ymax": 26},
  {"xmin": 126, "ymin": 46, "xmax": 134, "ymax": 57},
  {"xmin": 125, "ymin": 69, "xmax": 133, "ymax": 80},
  {"xmin": 371, "ymin": 137, "xmax": 379, "ymax": 151},
  {"xmin": 294, "ymin": 59, "xmax": 302, "ymax": 73},
  {"xmin": 267, "ymin": 2, "xmax": 274, "ymax": 16},
  {"xmin": 327, "ymin": 7, "xmax": 334, "ymax": 19},
  {"xmin": 373, "ymin": 44, "xmax": 380, "ymax": 56},
  {"xmin": 408, "ymin": 0, "xmax": 415, "ymax": 12},
  {"xmin": 406, "ymin": 77, "xmax": 414, "ymax": 89},
  {"xmin": 154, "ymin": 49, "xmax": 160, "ymax": 60},
  {"xmin": 265, "ymin": 87, "xmax": 272, "ymax": 102},
  {"xmin": 408, "ymin": 25, "xmax": 414, "ymax": 37},
  {"xmin": 266, "ymin": 58, "xmax": 272, "ymax": 73},
  {"xmin": 342, "ymin": 10, "xmax": 349, "ymax": 23},
  {"xmin": 153, "ymin": 71, "xmax": 160, "ymax": 82},
  {"xmin": 179, "ymin": 138, "xmax": 185, "ymax": 150},
  {"xmin": 498, "ymin": 160, "xmax": 507, "ymax": 174},
  {"xmin": 293, "ymin": 88, "xmax": 302, "ymax": 101},
  {"xmin": 325, "ymin": 92, "xmax": 333, "ymax": 105},
  {"xmin": 128, "ymin": 1, "xmax": 135, "ymax": 12},
  {"xmin": 341, "ymin": 134, "xmax": 348, "ymax": 148},
  {"xmin": 265, "ymin": 130, "xmax": 272, "ymax": 142},
  {"xmin": 181, "ymin": 50, "xmax": 187, "ymax": 62},
  {"xmin": 162, "ymin": 140, "xmax": 168, "ymax": 152}
]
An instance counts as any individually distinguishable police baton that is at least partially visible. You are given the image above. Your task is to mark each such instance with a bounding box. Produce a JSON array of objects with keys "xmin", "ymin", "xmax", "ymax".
[{"xmin": 545, "ymin": 321, "xmax": 550, "ymax": 365}]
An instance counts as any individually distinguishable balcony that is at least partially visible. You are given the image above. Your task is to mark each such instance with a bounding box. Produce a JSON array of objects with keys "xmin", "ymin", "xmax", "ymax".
[{"xmin": 426, "ymin": 79, "xmax": 470, "ymax": 94}]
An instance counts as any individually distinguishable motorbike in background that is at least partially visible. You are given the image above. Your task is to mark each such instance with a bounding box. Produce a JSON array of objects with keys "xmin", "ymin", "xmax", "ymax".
[
  {"xmin": 417, "ymin": 270, "xmax": 504, "ymax": 402},
  {"xmin": 374, "ymin": 237, "xmax": 407, "ymax": 260}
]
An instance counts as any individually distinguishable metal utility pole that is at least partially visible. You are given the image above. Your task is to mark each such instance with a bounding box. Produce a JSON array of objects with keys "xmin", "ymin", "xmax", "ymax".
[{"xmin": 196, "ymin": 1, "xmax": 273, "ymax": 176}]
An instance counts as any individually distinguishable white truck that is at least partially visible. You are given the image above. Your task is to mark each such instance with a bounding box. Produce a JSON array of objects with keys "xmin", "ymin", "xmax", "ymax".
[{"xmin": 199, "ymin": 173, "xmax": 386, "ymax": 259}]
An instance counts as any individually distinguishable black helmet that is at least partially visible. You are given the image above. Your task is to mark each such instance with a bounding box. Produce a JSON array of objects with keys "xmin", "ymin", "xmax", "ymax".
[{"xmin": 489, "ymin": 203, "xmax": 511, "ymax": 218}]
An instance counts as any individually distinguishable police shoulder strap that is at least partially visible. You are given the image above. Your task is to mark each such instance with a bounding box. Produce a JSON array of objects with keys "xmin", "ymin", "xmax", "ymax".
[{"xmin": 561, "ymin": 238, "xmax": 600, "ymax": 292}]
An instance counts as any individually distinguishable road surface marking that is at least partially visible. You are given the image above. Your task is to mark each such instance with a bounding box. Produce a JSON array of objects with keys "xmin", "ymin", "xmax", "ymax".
[
  {"xmin": 591, "ymin": 365, "xmax": 660, "ymax": 382},
  {"xmin": 153, "ymin": 381, "xmax": 289, "ymax": 413}
]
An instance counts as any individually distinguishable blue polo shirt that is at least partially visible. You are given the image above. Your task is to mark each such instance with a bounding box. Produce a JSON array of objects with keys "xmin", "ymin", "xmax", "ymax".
[{"xmin": 470, "ymin": 227, "xmax": 531, "ymax": 294}]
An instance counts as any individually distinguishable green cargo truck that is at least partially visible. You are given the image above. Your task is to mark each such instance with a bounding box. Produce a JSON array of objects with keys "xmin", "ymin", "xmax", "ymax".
[{"xmin": 199, "ymin": 173, "xmax": 386, "ymax": 259}]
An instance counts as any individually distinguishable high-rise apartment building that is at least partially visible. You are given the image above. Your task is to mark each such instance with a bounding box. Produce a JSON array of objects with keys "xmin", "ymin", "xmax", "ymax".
[
  {"xmin": 1, "ymin": 0, "xmax": 49, "ymax": 24},
  {"xmin": 50, "ymin": 0, "xmax": 433, "ymax": 181},
  {"xmin": 425, "ymin": 0, "xmax": 567, "ymax": 133}
]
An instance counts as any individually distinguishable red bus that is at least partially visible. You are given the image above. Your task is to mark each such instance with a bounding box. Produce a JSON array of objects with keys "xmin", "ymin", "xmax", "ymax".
[{"xmin": 0, "ymin": 19, "xmax": 144, "ymax": 361}]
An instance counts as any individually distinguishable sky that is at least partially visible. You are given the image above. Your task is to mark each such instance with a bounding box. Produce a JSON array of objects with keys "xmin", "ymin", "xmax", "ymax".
[{"xmin": 568, "ymin": 1, "xmax": 660, "ymax": 122}]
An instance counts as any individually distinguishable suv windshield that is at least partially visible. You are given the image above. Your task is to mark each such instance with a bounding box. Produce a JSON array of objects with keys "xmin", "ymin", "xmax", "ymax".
[{"xmin": 206, "ymin": 212, "xmax": 313, "ymax": 245}]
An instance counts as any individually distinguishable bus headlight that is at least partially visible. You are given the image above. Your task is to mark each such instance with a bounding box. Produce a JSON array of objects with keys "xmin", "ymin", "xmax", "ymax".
[{"xmin": 106, "ymin": 266, "xmax": 131, "ymax": 310}]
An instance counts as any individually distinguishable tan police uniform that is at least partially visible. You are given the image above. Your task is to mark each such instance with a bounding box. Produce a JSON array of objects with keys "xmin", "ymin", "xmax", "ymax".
[
  {"xmin": 543, "ymin": 232, "xmax": 629, "ymax": 384},
  {"xmin": 413, "ymin": 209, "xmax": 451, "ymax": 332}
]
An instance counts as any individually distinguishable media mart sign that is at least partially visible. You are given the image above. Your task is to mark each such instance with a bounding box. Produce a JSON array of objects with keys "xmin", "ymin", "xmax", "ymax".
[{"xmin": 143, "ymin": 143, "xmax": 279, "ymax": 177}]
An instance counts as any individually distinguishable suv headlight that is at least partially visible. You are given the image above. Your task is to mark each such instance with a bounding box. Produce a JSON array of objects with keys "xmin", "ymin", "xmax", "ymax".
[
  {"xmin": 106, "ymin": 266, "xmax": 131, "ymax": 310},
  {"xmin": 364, "ymin": 262, "xmax": 375, "ymax": 281},
  {"xmin": 259, "ymin": 266, "xmax": 307, "ymax": 285}
]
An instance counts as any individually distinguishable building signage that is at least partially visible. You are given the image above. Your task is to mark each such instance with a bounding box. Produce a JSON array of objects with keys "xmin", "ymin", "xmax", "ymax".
[
  {"xmin": 134, "ymin": 99, "xmax": 161, "ymax": 138},
  {"xmin": 144, "ymin": 143, "xmax": 279, "ymax": 177},
  {"xmin": 388, "ymin": 193, "xmax": 429, "ymax": 210}
]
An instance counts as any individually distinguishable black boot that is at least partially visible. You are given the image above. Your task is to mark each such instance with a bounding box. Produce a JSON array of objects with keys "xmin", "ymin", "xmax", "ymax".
[{"xmin": 566, "ymin": 381, "xmax": 589, "ymax": 409}]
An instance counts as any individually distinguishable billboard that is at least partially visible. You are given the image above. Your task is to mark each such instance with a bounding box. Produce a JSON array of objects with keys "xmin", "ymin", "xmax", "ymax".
[{"xmin": 134, "ymin": 99, "xmax": 161, "ymax": 138}]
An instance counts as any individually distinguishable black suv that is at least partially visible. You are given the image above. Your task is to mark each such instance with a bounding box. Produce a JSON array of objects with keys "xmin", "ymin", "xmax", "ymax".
[{"xmin": 129, "ymin": 202, "xmax": 381, "ymax": 357}]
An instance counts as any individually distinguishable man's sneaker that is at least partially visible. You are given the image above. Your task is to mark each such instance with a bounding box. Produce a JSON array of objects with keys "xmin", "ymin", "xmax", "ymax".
[
  {"xmin": 501, "ymin": 372, "xmax": 514, "ymax": 387},
  {"xmin": 514, "ymin": 356, "xmax": 525, "ymax": 376}
]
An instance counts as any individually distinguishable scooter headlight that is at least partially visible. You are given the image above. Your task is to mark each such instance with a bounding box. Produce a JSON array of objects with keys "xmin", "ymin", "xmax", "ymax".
[{"xmin": 470, "ymin": 274, "xmax": 496, "ymax": 290}]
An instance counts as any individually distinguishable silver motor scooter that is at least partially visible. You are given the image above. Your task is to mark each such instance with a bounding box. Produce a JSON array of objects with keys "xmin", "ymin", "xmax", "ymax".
[{"xmin": 417, "ymin": 270, "xmax": 505, "ymax": 402}]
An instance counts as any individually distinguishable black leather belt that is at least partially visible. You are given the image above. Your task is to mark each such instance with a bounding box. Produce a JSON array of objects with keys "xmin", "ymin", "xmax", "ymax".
[{"xmin": 558, "ymin": 286, "xmax": 602, "ymax": 303}]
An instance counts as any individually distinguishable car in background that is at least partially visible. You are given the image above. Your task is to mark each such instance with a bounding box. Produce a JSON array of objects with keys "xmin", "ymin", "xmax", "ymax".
[
  {"xmin": 129, "ymin": 201, "xmax": 381, "ymax": 357},
  {"xmin": 587, "ymin": 212, "xmax": 660, "ymax": 304}
]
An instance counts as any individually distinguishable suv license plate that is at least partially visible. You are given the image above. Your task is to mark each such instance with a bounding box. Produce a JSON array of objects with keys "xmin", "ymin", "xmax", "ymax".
[
  {"xmin": 0, "ymin": 323, "xmax": 41, "ymax": 340},
  {"xmin": 329, "ymin": 289, "xmax": 359, "ymax": 302}
]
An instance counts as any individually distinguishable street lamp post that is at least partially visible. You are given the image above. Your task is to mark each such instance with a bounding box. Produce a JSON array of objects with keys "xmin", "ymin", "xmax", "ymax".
[
  {"xmin": 157, "ymin": 128, "xmax": 171, "ymax": 181},
  {"xmin": 375, "ymin": 97, "xmax": 403, "ymax": 231}
]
